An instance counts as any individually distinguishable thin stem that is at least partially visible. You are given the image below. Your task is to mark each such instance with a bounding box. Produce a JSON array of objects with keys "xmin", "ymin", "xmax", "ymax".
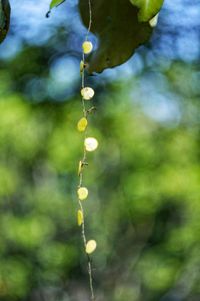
[
  {"xmin": 78, "ymin": 200, "xmax": 87, "ymax": 247},
  {"xmin": 87, "ymin": 256, "xmax": 95, "ymax": 300},
  {"xmin": 86, "ymin": 0, "xmax": 92, "ymax": 41}
]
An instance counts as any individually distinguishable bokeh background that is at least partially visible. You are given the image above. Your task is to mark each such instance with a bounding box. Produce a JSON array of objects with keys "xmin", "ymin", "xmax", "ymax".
[{"xmin": 0, "ymin": 0, "xmax": 200, "ymax": 300}]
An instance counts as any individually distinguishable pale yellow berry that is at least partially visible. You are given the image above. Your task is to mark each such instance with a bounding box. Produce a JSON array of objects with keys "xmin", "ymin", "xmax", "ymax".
[
  {"xmin": 77, "ymin": 210, "xmax": 83, "ymax": 226},
  {"xmin": 82, "ymin": 41, "xmax": 93, "ymax": 54},
  {"xmin": 81, "ymin": 87, "xmax": 95, "ymax": 100},
  {"xmin": 84, "ymin": 137, "xmax": 98, "ymax": 152},
  {"xmin": 86, "ymin": 240, "xmax": 97, "ymax": 254},
  {"xmin": 77, "ymin": 117, "xmax": 88, "ymax": 132},
  {"xmin": 77, "ymin": 187, "xmax": 88, "ymax": 200}
]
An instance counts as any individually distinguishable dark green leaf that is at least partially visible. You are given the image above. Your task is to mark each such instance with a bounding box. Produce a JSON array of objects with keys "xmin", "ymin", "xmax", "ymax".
[{"xmin": 79, "ymin": 0, "xmax": 152, "ymax": 73}]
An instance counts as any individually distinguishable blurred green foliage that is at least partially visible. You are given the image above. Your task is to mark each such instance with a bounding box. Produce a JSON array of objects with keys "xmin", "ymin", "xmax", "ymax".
[{"xmin": 0, "ymin": 45, "xmax": 200, "ymax": 301}]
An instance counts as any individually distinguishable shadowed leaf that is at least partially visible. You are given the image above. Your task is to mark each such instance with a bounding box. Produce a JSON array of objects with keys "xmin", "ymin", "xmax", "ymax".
[{"xmin": 0, "ymin": 0, "xmax": 11, "ymax": 44}]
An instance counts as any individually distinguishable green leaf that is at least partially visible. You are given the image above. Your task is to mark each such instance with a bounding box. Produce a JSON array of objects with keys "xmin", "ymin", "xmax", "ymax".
[
  {"xmin": 79, "ymin": 0, "xmax": 152, "ymax": 73},
  {"xmin": 49, "ymin": 0, "xmax": 65, "ymax": 10},
  {"xmin": 129, "ymin": 0, "xmax": 164, "ymax": 21},
  {"xmin": 0, "ymin": 0, "xmax": 11, "ymax": 44}
]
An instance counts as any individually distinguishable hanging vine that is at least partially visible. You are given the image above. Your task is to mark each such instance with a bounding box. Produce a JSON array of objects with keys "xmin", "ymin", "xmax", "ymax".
[
  {"xmin": 47, "ymin": 1, "xmax": 98, "ymax": 299},
  {"xmin": 76, "ymin": 0, "xmax": 98, "ymax": 299},
  {"xmin": 46, "ymin": 0, "xmax": 165, "ymax": 299}
]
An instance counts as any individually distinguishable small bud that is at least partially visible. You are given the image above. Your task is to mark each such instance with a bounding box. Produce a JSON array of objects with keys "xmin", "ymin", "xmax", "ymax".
[
  {"xmin": 78, "ymin": 161, "xmax": 83, "ymax": 176},
  {"xmin": 77, "ymin": 187, "xmax": 88, "ymax": 200},
  {"xmin": 86, "ymin": 240, "xmax": 97, "ymax": 254},
  {"xmin": 81, "ymin": 87, "xmax": 95, "ymax": 100},
  {"xmin": 80, "ymin": 60, "xmax": 85, "ymax": 73},
  {"xmin": 87, "ymin": 106, "xmax": 97, "ymax": 114},
  {"xmin": 82, "ymin": 41, "xmax": 93, "ymax": 54},
  {"xmin": 149, "ymin": 13, "xmax": 159, "ymax": 27},
  {"xmin": 84, "ymin": 137, "xmax": 98, "ymax": 152},
  {"xmin": 77, "ymin": 117, "xmax": 88, "ymax": 132}
]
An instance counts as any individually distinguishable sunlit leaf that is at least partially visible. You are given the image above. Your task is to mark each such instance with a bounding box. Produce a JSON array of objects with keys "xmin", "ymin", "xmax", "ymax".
[
  {"xmin": 77, "ymin": 210, "xmax": 83, "ymax": 226},
  {"xmin": 84, "ymin": 137, "xmax": 98, "ymax": 152},
  {"xmin": 81, "ymin": 87, "xmax": 95, "ymax": 100},
  {"xmin": 85, "ymin": 240, "xmax": 97, "ymax": 254},
  {"xmin": 49, "ymin": 0, "xmax": 65, "ymax": 10},
  {"xmin": 129, "ymin": 0, "xmax": 164, "ymax": 21},
  {"xmin": 77, "ymin": 187, "xmax": 88, "ymax": 200}
]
